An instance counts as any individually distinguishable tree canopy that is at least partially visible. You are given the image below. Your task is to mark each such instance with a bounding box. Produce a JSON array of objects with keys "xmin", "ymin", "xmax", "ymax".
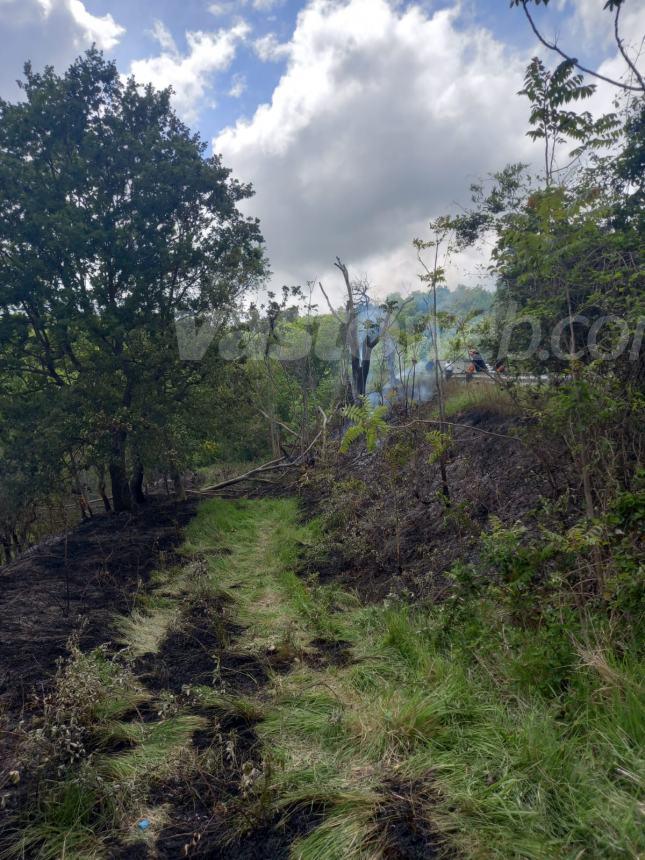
[{"xmin": 0, "ymin": 49, "xmax": 265, "ymax": 513}]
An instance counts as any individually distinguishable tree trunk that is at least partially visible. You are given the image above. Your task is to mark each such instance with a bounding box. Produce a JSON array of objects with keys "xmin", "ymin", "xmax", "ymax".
[
  {"xmin": 96, "ymin": 464, "xmax": 112, "ymax": 512},
  {"xmin": 130, "ymin": 460, "xmax": 146, "ymax": 506},
  {"xmin": 1, "ymin": 536, "xmax": 12, "ymax": 565},
  {"xmin": 109, "ymin": 432, "xmax": 132, "ymax": 512},
  {"xmin": 360, "ymin": 358, "xmax": 371, "ymax": 395},
  {"xmin": 566, "ymin": 284, "xmax": 595, "ymax": 519},
  {"xmin": 431, "ymin": 265, "xmax": 450, "ymax": 503},
  {"xmin": 358, "ymin": 334, "xmax": 379, "ymax": 397},
  {"xmin": 351, "ymin": 354, "xmax": 363, "ymax": 398},
  {"xmin": 68, "ymin": 451, "xmax": 92, "ymax": 520},
  {"xmin": 170, "ymin": 467, "xmax": 186, "ymax": 501},
  {"xmin": 335, "ymin": 259, "xmax": 362, "ymax": 401}
]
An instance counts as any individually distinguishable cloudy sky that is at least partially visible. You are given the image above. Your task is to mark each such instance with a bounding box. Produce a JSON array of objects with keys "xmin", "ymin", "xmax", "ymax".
[{"xmin": 1, "ymin": 0, "xmax": 642, "ymax": 300}]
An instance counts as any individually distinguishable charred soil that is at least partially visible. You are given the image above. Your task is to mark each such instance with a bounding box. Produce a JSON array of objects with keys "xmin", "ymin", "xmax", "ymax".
[{"xmin": 300, "ymin": 405, "xmax": 569, "ymax": 602}]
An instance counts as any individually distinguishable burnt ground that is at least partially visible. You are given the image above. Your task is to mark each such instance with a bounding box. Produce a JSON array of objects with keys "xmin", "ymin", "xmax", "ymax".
[
  {"xmin": 299, "ymin": 406, "xmax": 569, "ymax": 603},
  {"xmin": 134, "ymin": 604, "xmax": 434, "ymax": 860},
  {"xmin": 119, "ymin": 593, "xmax": 324, "ymax": 860},
  {"xmin": 0, "ymin": 498, "xmax": 198, "ymax": 722},
  {"xmin": 0, "ymin": 495, "xmax": 199, "ymax": 830},
  {"xmin": 377, "ymin": 779, "xmax": 444, "ymax": 860},
  {"xmin": 0, "ymin": 491, "xmax": 328, "ymax": 860},
  {"xmin": 0, "ymin": 488, "xmax": 370, "ymax": 860},
  {"xmin": 0, "ymin": 459, "xmax": 461, "ymax": 859}
]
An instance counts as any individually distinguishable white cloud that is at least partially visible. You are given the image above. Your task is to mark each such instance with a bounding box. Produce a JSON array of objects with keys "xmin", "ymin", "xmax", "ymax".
[
  {"xmin": 129, "ymin": 20, "xmax": 249, "ymax": 123},
  {"xmin": 565, "ymin": 0, "xmax": 645, "ymax": 55},
  {"xmin": 252, "ymin": 0, "xmax": 285, "ymax": 10},
  {"xmin": 66, "ymin": 0, "xmax": 124, "ymax": 50},
  {"xmin": 208, "ymin": 0, "xmax": 284, "ymax": 15},
  {"xmin": 0, "ymin": 0, "xmax": 125, "ymax": 98},
  {"xmin": 229, "ymin": 72, "xmax": 247, "ymax": 98},
  {"xmin": 215, "ymin": 0, "xmax": 536, "ymax": 297},
  {"xmin": 208, "ymin": 1, "xmax": 237, "ymax": 16},
  {"xmin": 149, "ymin": 19, "xmax": 176, "ymax": 54},
  {"xmin": 253, "ymin": 32, "xmax": 291, "ymax": 61}
]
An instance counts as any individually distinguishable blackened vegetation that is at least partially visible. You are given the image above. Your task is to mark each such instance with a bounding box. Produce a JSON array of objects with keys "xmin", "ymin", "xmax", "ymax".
[
  {"xmin": 133, "ymin": 595, "xmax": 256, "ymax": 695},
  {"xmin": 0, "ymin": 499, "xmax": 197, "ymax": 849},
  {"xmin": 0, "ymin": 499, "xmax": 197, "ymax": 729},
  {"xmin": 1, "ymin": 492, "xmax": 444, "ymax": 859},
  {"xmin": 377, "ymin": 779, "xmax": 443, "ymax": 859},
  {"xmin": 301, "ymin": 407, "xmax": 562, "ymax": 602},
  {"xmin": 307, "ymin": 637, "xmax": 355, "ymax": 668},
  {"xmin": 139, "ymin": 588, "xmax": 321, "ymax": 857},
  {"xmin": 155, "ymin": 805, "xmax": 325, "ymax": 860}
]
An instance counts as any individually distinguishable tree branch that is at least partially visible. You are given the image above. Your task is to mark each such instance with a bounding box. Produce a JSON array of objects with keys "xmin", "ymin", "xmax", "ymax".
[
  {"xmin": 395, "ymin": 417, "xmax": 528, "ymax": 445},
  {"xmin": 613, "ymin": 4, "xmax": 645, "ymax": 92},
  {"xmin": 318, "ymin": 281, "xmax": 343, "ymax": 323},
  {"xmin": 521, "ymin": 0, "xmax": 643, "ymax": 92}
]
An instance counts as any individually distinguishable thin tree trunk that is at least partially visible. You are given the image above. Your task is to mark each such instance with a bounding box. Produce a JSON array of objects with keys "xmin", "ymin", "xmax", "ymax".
[
  {"xmin": 335, "ymin": 259, "xmax": 361, "ymax": 401},
  {"xmin": 171, "ymin": 467, "xmax": 186, "ymax": 502},
  {"xmin": 566, "ymin": 284, "xmax": 595, "ymax": 519},
  {"xmin": 96, "ymin": 464, "xmax": 112, "ymax": 512},
  {"xmin": 69, "ymin": 451, "xmax": 92, "ymax": 520},
  {"xmin": 1, "ymin": 537, "xmax": 12, "ymax": 565},
  {"xmin": 109, "ymin": 432, "xmax": 132, "ymax": 512},
  {"xmin": 130, "ymin": 460, "xmax": 146, "ymax": 506},
  {"xmin": 431, "ymin": 251, "xmax": 450, "ymax": 503}
]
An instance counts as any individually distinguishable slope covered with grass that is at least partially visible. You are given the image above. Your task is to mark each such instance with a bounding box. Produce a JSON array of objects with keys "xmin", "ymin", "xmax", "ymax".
[
  {"xmin": 192, "ymin": 498, "xmax": 643, "ymax": 859},
  {"xmin": 4, "ymin": 496, "xmax": 643, "ymax": 859}
]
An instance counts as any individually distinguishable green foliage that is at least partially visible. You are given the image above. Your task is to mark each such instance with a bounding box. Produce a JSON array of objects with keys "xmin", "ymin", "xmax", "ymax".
[
  {"xmin": 519, "ymin": 57, "xmax": 619, "ymax": 180},
  {"xmin": 0, "ymin": 49, "xmax": 264, "ymax": 511},
  {"xmin": 340, "ymin": 397, "xmax": 389, "ymax": 453},
  {"xmin": 425, "ymin": 430, "xmax": 451, "ymax": 465}
]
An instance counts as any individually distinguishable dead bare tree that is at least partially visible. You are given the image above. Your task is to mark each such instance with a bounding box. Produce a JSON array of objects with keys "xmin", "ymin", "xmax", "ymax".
[
  {"xmin": 318, "ymin": 259, "xmax": 362, "ymax": 400},
  {"xmin": 319, "ymin": 262, "xmax": 413, "ymax": 402}
]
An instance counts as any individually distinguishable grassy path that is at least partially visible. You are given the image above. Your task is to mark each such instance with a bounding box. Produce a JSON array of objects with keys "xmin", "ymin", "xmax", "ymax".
[
  {"xmin": 175, "ymin": 498, "xmax": 643, "ymax": 860},
  {"xmin": 9, "ymin": 497, "xmax": 643, "ymax": 859}
]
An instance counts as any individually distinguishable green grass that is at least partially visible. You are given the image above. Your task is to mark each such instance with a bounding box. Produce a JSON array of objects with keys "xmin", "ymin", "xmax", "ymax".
[
  {"xmin": 8, "ymin": 496, "xmax": 643, "ymax": 859},
  {"xmin": 183, "ymin": 497, "xmax": 644, "ymax": 859},
  {"xmin": 5, "ymin": 777, "xmax": 110, "ymax": 860},
  {"xmin": 98, "ymin": 714, "xmax": 206, "ymax": 781},
  {"xmin": 438, "ymin": 379, "xmax": 520, "ymax": 419}
]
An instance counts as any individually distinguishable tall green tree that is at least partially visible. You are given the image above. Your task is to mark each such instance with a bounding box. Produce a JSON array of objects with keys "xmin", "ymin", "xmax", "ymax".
[{"xmin": 0, "ymin": 50, "xmax": 264, "ymax": 510}]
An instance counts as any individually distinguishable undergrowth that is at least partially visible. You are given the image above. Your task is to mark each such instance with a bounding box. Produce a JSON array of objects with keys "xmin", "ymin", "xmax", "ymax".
[
  {"xmin": 4, "ymin": 495, "xmax": 643, "ymax": 859},
  {"xmin": 185, "ymin": 498, "xmax": 645, "ymax": 858}
]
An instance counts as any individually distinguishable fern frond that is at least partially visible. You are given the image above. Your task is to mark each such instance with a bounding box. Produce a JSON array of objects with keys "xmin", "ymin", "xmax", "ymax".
[{"xmin": 340, "ymin": 397, "xmax": 390, "ymax": 453}]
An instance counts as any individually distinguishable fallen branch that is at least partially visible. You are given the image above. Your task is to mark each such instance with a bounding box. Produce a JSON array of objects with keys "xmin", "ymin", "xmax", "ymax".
[
  {"xmin": 187, "ymin": 456, "xmax": 289, "ymax": 495},
  {"xmin": 189, "ymin": 428, "xmax": 325, "ymax": 497},
  {"xmin": 257, "ymin": 408, "xmax": 301, "ymax": 439}
]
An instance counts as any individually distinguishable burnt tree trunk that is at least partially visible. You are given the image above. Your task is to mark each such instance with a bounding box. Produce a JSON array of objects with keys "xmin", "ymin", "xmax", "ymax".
[
  {"xmin": 358, "ymin": 333, "xmax": 380, "ymax": 396},
  {"xmin": 351, "ymin": 354, "xmax": 363, "ymax": 398},
  {"xmin": 130, "ymin": 460, "xmax": 146, "ymax": 506},
  {"xmin": 96, "ymin": 464, "xmax": 112, "ymax": 512},
  {"xmin": 109, "ymin": 432, "xmax": 132, "ymax": 512},
  {"xmin": 1, "ymin": 536, "xmax": 12, "ymax": 565}
]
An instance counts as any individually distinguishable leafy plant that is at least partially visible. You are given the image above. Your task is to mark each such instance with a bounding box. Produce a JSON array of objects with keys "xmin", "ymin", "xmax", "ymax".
[{"xmin": 340, "ymin": 397, "xmax": 389, "ymax": 453}]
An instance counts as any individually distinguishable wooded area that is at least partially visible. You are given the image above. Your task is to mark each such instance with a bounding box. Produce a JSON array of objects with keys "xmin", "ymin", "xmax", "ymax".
[{"xmin": 0, "ymin": 0, "xmax": 643, "ymax": 857}]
